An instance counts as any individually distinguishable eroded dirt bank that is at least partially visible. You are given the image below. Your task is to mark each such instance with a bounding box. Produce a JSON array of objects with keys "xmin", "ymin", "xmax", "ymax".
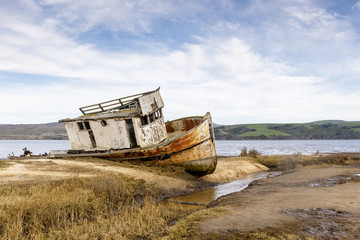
[{"xmin": 200, "ymin": 165, "xmax": 360, "ymax": 239}]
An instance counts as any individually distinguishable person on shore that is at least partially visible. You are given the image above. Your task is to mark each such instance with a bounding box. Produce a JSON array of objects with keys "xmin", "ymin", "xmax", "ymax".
[{"xmin": 23, "ymin": 147, "xmax": 32, "ymax": 157}]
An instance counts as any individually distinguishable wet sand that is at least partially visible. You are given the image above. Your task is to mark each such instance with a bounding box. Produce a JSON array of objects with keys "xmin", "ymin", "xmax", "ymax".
[{"xmin": 200, "ymin": 165, "xmax": 360, "ymax": 239}]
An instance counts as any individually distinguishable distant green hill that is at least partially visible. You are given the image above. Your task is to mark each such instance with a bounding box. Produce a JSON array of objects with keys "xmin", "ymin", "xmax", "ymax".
[
  {"xmin": 0, "ymin": 123, "xmax": 67, "ymax": 140},
  {"xmin": 214, "ymin": 120, "xmax": 360, "ymax": 140}
]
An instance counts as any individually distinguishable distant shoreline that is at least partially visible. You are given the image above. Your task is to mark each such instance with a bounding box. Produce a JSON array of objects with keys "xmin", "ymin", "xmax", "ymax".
[{"xmin": 2, "ymin": 120, "xmax": 360, "ymax": 140}]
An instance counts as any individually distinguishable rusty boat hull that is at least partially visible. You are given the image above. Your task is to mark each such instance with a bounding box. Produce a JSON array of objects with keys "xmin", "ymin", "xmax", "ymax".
[{"xmin": 50, "ymin": 112, "xmax": 217, "ymax": 175}]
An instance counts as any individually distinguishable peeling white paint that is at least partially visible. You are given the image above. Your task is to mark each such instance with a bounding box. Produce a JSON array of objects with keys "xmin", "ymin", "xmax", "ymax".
[
  {"xmin": 65, "ymin": 119, "xmax": 131, "ymax": 150},
  {"xmin": 138, "ymin": 91, "xmax": 164, "ymax": 115},
  {"xmin": 133, "ymin": 117, "xmax": 167, "ymax": 148},
  {"xmin": 62, "ymin": 89, "xmax": 167, "ymax": 151},
  {"xmin": 90, "ymin": 119, "xmax": 130, "ymax": 150},
  {"xmin": 65, "ymin": 122, "xmax": 93, "ymax": 150}
]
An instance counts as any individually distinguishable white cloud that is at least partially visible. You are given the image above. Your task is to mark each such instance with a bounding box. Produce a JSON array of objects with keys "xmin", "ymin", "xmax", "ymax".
[
  {"xmin": 36, "ymin": 0, "xmax": 208, "ymax": 34},
  {"xmin": 1, "ymin": 0, "xmax": 360, "ymax": 124},
  {"xmin": 233, "ymin": 0, "xmax": 360, "ymax": 84},
  {"xmin": 2, "ymin": 26, "xmax": 357, "ymax": 124},
  {"xmin": 352, "ymin": 1, "xmax": 360, "ymax": 10},
  {"xmin": 285, "ymin": 6, "xmax": 336, "ymax": 26}
]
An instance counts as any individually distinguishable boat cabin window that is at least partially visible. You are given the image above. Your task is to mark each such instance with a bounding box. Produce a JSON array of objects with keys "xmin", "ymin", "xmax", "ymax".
[
  {"xmin": 141, "ymin": 109, "xmax": 163, "ymax": 126},
  {"xmin": 149, "ymin": 113, "xmax": 154, "ymax": 123},
  {"xmin": 101, "ymin": 120, "xmax": 107, "ymax": 127},
  {"xmin": 141, "ymin": 115, "xmax": 148, "ymax": 126},
  {"xmin": 77, "ymin": 122, "xmax": 84, "ymax": 131},
  {"xmin": 155, "ymin": 109, "xmax": 162, "ymax": 119},
  {"xmin": 84, "ymin": 121, "xmax": 91, "ymax": 130}
]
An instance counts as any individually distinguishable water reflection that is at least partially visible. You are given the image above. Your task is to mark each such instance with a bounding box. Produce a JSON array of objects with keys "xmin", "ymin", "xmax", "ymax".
[{"xmin": 170, "ymin": 171, "xmax": 282, "ymax": 207}]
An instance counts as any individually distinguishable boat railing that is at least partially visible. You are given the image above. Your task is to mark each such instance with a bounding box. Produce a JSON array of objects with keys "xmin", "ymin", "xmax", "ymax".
[{"xmin": 79, "ymin": 88, "xmax": 160, "ymax": 115}]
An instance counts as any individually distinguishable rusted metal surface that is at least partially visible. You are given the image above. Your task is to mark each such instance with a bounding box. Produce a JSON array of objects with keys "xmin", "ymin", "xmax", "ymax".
[
  {"xmin": 159, "ymin": 138, "xmax": 217, "ymax": 175},
  {"xmin": 51, "ymin": 112, "xmax": 217, "ymax": 175},
  {"xmin": 166, "ymin": 118, "xmax": 202, "ymax": 133}
]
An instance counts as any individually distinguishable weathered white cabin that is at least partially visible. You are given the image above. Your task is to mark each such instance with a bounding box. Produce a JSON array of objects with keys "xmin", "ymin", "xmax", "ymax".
[{"xmin": 59, "ymin": 88, "xmax": 167, "ymax": 151}]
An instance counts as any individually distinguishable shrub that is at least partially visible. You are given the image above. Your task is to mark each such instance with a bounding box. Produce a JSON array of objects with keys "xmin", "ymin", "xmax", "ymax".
[
  {"xmin": 317, "ymin": 154, "xmax": 349, "ymax": 165},
  {"xmin": 239, "ymin": 147, "xmax": 260, "ymax": 158},
  {"xmin": 248, "ymin": 148, "xmax": 260, "ymax": 158},
  {"xmin": 240, "ymin": 147, "xmax": 248, "ymax": 156}
]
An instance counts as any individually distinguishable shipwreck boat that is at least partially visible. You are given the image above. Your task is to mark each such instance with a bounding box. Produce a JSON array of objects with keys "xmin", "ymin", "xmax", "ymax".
[{"xmin": 50, "ymin": 88, "xmax": 217, "ymax": 175}]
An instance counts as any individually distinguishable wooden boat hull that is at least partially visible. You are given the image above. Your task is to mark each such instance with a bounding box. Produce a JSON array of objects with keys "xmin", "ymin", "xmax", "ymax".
[{"xmin": 50, "ymin": 113, "xmax": 217, "ymax": 175}]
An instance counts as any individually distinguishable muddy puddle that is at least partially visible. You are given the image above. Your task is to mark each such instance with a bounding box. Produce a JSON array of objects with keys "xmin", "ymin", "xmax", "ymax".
[
  {"xmin": 308, "ymin": 173, "xmax": 360, "ymax": 187},
  {"xmin": 170, "ymin": 171, "xmax": 282, "ymax": 208},
  {"xmin": 283, "ymin": 208, "xmax": 359, "ymax": 239}
]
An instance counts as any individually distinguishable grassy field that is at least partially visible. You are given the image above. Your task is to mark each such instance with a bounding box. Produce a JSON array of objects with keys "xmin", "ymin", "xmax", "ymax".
[
  {"xmin": 215, "ymin": 120, "xmax": 360, "ymax": 140},
  {"xmin": 214, "ymin": 123, "xmax": 290, "ymax": 139},
  {"xmin": 238, "ymin": 124, "xmax": 290, "ymax": 137}
]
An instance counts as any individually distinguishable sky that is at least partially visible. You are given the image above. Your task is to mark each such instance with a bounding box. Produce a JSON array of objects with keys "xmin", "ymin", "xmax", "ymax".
[{"xmin": 1, "ymin": 0, "xmax": 360, "ymax": 124}]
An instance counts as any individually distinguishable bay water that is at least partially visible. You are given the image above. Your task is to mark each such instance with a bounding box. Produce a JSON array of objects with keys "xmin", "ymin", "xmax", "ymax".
[
  {"xmin": 216, "ymin": 139, "xmax": 360, "ymax": 156},
  {"xmin": 1, "ymin": 139, "xmax": 360, "ymax": 160}
]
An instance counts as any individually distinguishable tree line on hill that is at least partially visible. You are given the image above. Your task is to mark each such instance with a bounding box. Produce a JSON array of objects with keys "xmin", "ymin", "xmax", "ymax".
[
  {"xmin": 0, "ymin": 123, "xmax": 67, "ymax": 140},
  {"xmin": 214, "ymin": 121, "xmax": 360, "ymax": 140}
]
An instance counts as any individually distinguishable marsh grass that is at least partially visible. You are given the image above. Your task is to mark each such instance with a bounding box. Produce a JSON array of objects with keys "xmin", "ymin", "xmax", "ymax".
[
  {"xmin": 116, "ymin": 159, "xmax": 194, "ymax": 179},
  {"xmin": 254, "ymin": 153, "xmax": 359, "ymax": 171},
  {"xmin": 0, "ymin": 161, "xmax": 12, "ymax": 168},
  {"xmin": 0, "ymin": 173, "xmax": 185, "ymax": 239},
  {"xmin": 21, "ymin": 160, "xmax": 98, "ymax": 174},
  {"xmin": 196, "ymin": 228, "xmax": 303, "ymax": 240},
  {"xmin": 163, "ymin": 207, "xmax": 229, "ymax": 240},
  {"xmin": 70, "ymin": 157, "xmax": 194, "ymax": 180}
]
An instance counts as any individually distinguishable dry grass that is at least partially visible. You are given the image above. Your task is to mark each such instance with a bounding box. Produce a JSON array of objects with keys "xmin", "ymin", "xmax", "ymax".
[
  {"xmin": 0, "ymin": 173, "xmax": 186, "ymax": 239},
  {"xmin": 3, "ymin": 154, "xmax": 357, "ymax": 239},
  {"xmin": 195, "ymin": 228, "xmax": 306, "ymax": 240},
  {"xmin": 111, "ymin": 159, "xmax": 196, "ymax": 180},
  {"xmin": 252, "ymin": 153, "xmax": 360, "ymax": 171},
  {"xmin": 163, "ymin": 207, "xmax": 229, "ymax": 240},
  {"xmin": 26, "ymin": 161, "xmax": 99, "ymax": 174},
  {"xmin": 69, "ymin": 157, "xmax": 195, "ymax": 180},
  {"xmin": 0, "ymin": 161, "xmax": 12, "ymax": 169}
]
